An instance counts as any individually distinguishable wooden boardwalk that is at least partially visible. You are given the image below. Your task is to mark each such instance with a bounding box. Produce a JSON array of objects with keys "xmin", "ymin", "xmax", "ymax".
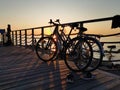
[{"xmin": 0, "ymin": 46, "xmax": 120, "ymax": 90}]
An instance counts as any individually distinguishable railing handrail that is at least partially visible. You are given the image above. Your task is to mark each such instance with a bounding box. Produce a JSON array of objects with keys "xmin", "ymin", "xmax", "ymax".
[
  {"xmin": 62, "ymin": 16, "xmax": 113, "ymax": 26},
  {"xmin": 12, "ymin": 15, "xmax": 116, "ymax": 31},
  {"xmin": 9, "ymin": 15, "xmax": 119, "ymax": 50},
  {"xmin": 12, "ymin": 25, "xmax": 54, "ymax": 31}
]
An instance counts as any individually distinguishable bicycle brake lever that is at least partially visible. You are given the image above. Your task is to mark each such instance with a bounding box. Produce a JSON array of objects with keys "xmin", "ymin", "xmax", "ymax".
[
  {"xmin": 49, "ymin": 19, "xmax": 53, "ymax": 24},
  {"xmin": 55, "ymin": 19, "xmax": 60, "ymax": 24}
]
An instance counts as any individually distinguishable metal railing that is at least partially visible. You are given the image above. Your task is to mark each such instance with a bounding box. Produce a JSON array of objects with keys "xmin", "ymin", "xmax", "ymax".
[{"xmin": 10, "ymin": 15, "xmax": 119, "ymax": 50}]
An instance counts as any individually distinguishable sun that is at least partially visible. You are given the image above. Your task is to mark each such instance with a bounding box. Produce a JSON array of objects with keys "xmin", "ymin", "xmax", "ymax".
[{"xmin": 44, "ymin": 28, "xmax": 52, "ymax": 35}]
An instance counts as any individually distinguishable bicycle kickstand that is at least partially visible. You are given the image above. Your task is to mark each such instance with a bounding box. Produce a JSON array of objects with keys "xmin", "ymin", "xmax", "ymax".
[{"xmin": 82, "ymin": 71, "xmax": 96, "ymax": 80}]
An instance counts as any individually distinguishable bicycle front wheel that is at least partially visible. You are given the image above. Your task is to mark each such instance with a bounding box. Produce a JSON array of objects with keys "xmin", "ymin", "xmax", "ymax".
[
  {"xmin": 64, "ymin": 37, "xmax": 93, "ymax": 72},
  {"xmin": 36, "ymin": 37, "xmax": 57, "ymax": 62}
]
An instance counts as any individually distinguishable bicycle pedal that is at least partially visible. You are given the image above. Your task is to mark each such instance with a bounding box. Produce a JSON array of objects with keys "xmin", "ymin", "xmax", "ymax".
[
  {"xmin": 81, "ymin": 72, "xmax": 96, "ymax": 80},
  {"xmin": 66, "ymin": 73, "xmax": 74, "ymax": 83}
]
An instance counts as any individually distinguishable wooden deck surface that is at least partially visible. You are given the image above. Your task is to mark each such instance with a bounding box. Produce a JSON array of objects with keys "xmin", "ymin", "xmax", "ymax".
[{"xmin": 0, "ymin": 46, "xmax": 120, "ymax": 90}]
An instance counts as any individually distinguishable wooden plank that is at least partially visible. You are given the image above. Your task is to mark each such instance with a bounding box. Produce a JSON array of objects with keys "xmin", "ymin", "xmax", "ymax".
[{"xmin": 0, "ymin": 46, "xmax": 120, "ymax": 90}]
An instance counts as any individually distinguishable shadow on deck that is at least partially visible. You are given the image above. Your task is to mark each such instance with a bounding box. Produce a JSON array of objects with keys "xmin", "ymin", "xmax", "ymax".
[{"xmin": 0, "ymin": 46, "xmax": 120, "ymax": 90}]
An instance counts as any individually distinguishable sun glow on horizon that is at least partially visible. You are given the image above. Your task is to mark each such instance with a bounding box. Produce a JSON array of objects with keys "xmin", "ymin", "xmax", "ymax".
[{"xmin": 0, "ymin": 0, "xmax": 120, "ymax": 35}]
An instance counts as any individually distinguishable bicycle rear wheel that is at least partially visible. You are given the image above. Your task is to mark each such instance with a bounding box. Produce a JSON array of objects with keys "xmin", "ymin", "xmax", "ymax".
[
  {"xmin": 84, "ymin": 36, "xmax": 104, "ymax": 72},
  {"xmin": 36, "ymin": 37, "xmax": 57, "ymax": 62},
  {"xmin": 64, "ymin": 37, "xmax": 93, "ymax": 72}
]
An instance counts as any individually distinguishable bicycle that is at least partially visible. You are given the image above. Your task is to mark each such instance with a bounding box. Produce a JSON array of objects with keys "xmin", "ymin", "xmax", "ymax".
[
  {"xmin": 64, "ymin": 23, "xmax": 104, "ymax": 72},
  {"xmin": 101, "ymin": 45, "xmax": 120, "ymax": 69},
  {"xmin": 35, "ymin": 19, "xmax": 93, "ymax": 71}
]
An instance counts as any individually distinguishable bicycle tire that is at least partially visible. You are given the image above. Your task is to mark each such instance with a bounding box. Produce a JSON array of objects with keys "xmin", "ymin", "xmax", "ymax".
[
  {"xmin": 84, "ymin": 36, "xmax": 104, "ymax": 72},
  {"xmin": 35, "ymin": 37, "xmax": 58, "ymax": 62},
  {"xmin": 64, "ymin": 37, "xmax": 93, "ymax": 72}
]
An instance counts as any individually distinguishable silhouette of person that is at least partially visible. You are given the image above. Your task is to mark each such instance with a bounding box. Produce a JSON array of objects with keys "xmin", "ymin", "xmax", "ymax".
[{"xmin": 6, "ymin": 24, "xmax": 12, "ymax": 45}]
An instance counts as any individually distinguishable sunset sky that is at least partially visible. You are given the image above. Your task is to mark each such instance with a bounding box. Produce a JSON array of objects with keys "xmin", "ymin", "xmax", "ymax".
[{"xmin": 0, "ymin": 0, "xmax": 120, "ymax": 34}]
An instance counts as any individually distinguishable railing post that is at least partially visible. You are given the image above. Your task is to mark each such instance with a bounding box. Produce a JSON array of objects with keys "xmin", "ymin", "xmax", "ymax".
[
  {"xmin": 41, "ymin": 27, "xmax": 44, "ymax": 38},
  {"xmin": 19, "ymin": 30, "xmax": 22, "ymax": 46},
  {"xmin": 25, "ymin": 29, "xmax": 27, "ymax": 48},
  {"xmin": 32, "ymin": 28, "xmax": 34, "ymax": 51},
  {"xmin": 2, "ymin": 34, "xmax": 5, "ymax": 45},
  {"xmin": 15, "ymin": 31, "xmax": 18, "ymax": 46}
]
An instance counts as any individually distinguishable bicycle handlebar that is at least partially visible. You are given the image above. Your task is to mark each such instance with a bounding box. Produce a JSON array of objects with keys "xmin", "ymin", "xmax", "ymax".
[
  {"xmin": 49, "ymin": 19, "xmax": 60, "ymax": 25},
  {"xmin": 48, "ymin": 19, "xmax": 86, "ymax": 32}
]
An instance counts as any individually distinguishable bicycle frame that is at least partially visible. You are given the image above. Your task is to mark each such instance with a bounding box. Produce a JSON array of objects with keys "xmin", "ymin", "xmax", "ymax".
[{"xmin": 49, "ymin": 21, "xmax": 73, "ymax": 53}]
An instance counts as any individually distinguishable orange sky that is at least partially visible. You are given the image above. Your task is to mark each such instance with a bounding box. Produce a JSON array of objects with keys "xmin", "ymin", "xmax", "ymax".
[{"xmin": 0, "ymin": 0, "xmax": 120, "ymax": 35}]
